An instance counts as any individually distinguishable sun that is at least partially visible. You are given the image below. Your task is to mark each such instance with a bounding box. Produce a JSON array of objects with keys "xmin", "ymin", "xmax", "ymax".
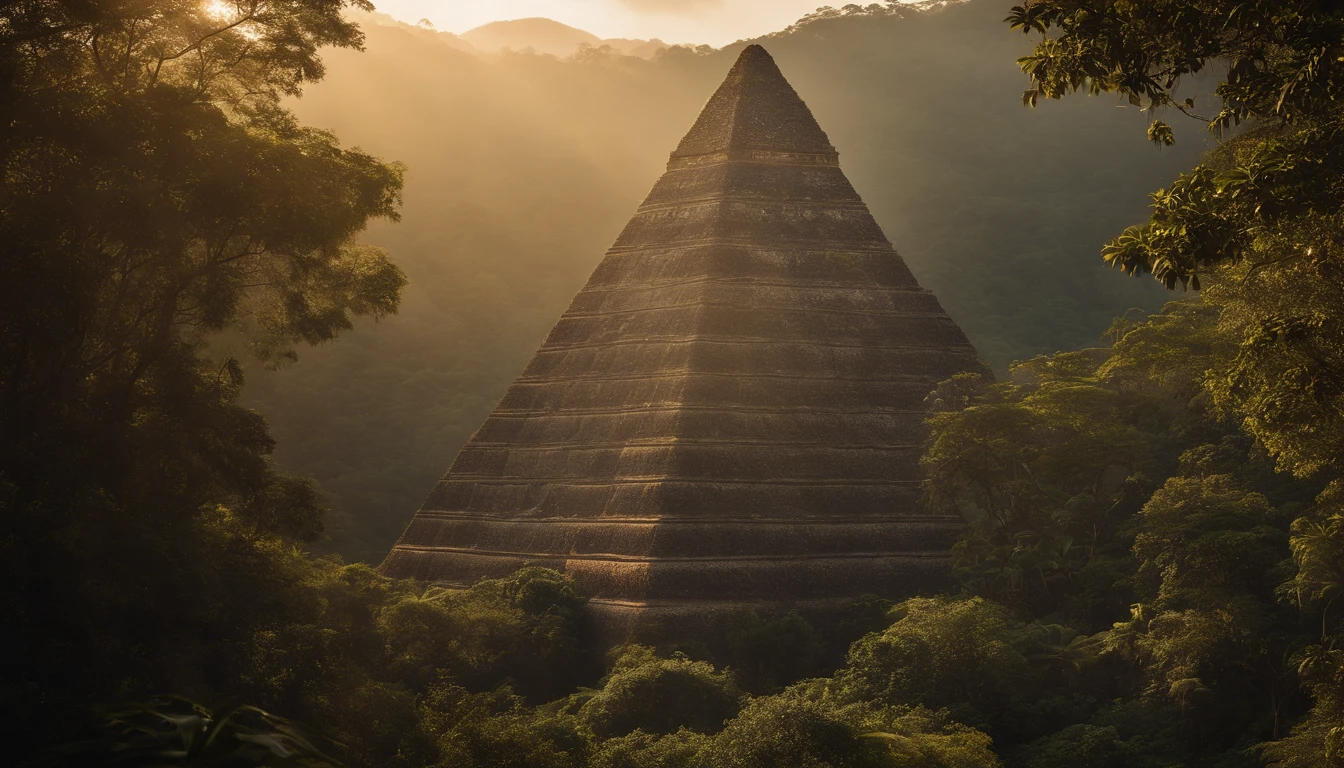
[
  {"xmin": 201, "ymin": 0, "xmax": 263, "ymax": 38},
  {"xmin": 202, "ymin": 0, "xmax": 241, "ymax": 21}
]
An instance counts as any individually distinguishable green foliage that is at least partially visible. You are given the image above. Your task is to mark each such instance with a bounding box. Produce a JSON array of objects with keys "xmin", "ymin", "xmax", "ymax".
[
  {"xmin": 37, "ymin": 553, "xmax": 591, "ymax": 767},
  {"xmin": 1009, "ymin": 1, "xmax": 1344, "ymax": 289},
  {"xmin": 1262, "ymin": 713, "xmax": 1344, "ymax": 768},
  {"xmin": 0, "ymin": 2, "xmax": 409, "ymax": 760},
  {"xmin": 920, "ymin": 299, "xmax": 1336, "ymax": 762},
  {"xmin": 828, "ymin": 596, "xmax": 897, "ymax": 663},
  {"xmin": 1096, "ymin": 299, "xmax": 1230, "ymax": 394},
  {"xmin": 577, "ymin": 648, "xmax": 743, "ymax": 738},
  {"xmin": 419, "ymin": 684, "xmax": 590, "ymax": 768},
  {"xmin": 1262, "ymin": 640, "xmax": 1344, "ymax": 766},
  {"xmin": 840, "ymin": 704, "xmax": 999, "ymax": 768},
  {"xmin": 1262, "ymin": 481, "xmax": 1344, "ymax": 767},
  {"xmin": 624, "ymin": 609, "xmax": 837, "ymax": 695},
  {"xmin": 837, "ymin": 597, "xmax": 1058, "ymax": 741},
  {"xmin": 1201, "ymin": 246, "xmax": 1344, "ymax": 478},
  {"xmin": 1015, "ymin": 722, "xmax": 1173, "ymax": 768},
  {"xmin": 58, "ymin": 697, "xmax": 341, "ymax": 767},
  {"xmin": 589, "ymin": 729, "xmax": 709, "ymax": 768},
  {"xmin": 923, "ymin": 298, "xmax": 1315, "ymax": 629},
  {"xmin": 697, "ymin": 686, "xmax": 999, "ymax": 768},
  {"xmin": 1283, "ymin": 482, "xmax": 1344, "ymax": 626},
  {"xmin": 377, "ymin": 567, "xmax": 588, "ymax": 703},
  {"xmin": 1102, "ymin": 524, "xmax": 1297, "ymax": 749},
  {"xmin": 923, "ymin": 353, "xmax": 1165, "ymax": 621},
  {"xmin": 0, "ymin": 0, "xmax": 406, "ymax": 604},
  {"xmin": 448, "ymin": 568, "xmax": 589, "ymax": 702},
  {"xmin": 695, "ymin": 693, "xmax": 892, "ymax": 768},
  {"xmin": 1131, "ymin": 475, "xmax": 1286, "ymax": 612},
  {"xmin": 724, "ymin": 611, "xmax": 826, "ymax": 694}
]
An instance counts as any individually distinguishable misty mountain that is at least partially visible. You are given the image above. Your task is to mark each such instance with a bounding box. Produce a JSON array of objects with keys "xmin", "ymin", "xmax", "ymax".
[
  {"xmin": 243, "ymin": 0, "xmax": 1210, "ymax": 561},
  {"xmin": 461, "ymin": 17, "xmax": 600, "ymax": 55},
  {"xmin": 358, "ymin": 11, "xmax": 477, "ymax": 53},
  {"xmin": 460, "ymin": 16, "xmax": 675, "ymax": 59}
]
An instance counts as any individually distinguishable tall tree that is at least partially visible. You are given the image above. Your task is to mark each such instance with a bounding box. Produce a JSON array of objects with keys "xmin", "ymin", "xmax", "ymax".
[
  {"xmin": 0, "ymin": 0, "xmax": 405, "ymax": 750},
  {"xmin": 1008, "ymin": 1, "xmax": 1344, "ymax": 478},
  {"xmin": 1008, "ymin": 6, "xmax": 1344, "ymax": 761},
  {"xmin": 1010, "ymin": 0, "xmax": 1344, "ymax": 288}
]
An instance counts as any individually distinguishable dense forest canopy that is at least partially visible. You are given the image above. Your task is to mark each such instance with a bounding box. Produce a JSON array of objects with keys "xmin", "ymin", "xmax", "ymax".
[{"xmin": 8, "ymin": 0, "xmax": 1344, "ymax": 767}]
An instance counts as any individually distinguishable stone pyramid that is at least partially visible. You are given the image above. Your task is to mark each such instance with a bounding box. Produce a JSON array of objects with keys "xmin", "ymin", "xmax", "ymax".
[{"xmin": 381, "ymin": 45, "xmax": 985, "ymax": 635}]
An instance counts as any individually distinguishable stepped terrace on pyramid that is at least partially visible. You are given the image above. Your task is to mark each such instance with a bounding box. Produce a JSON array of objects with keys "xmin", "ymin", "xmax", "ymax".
[{"xmin": 381, "ymin": 44, "xmax": 986, "ymax": 638}]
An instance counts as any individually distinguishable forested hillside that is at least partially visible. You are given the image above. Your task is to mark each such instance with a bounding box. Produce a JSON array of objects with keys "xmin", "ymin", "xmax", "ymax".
[
  {"xmin": 243, "ymin": 0, "xmax": 1209, "ymax": 561},
  {"xmin": 12, "ymin": 1, "xmax": 1344, "ymax": 767}
]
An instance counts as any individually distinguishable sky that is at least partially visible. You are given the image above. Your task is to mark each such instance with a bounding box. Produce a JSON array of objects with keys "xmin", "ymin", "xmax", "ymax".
[{"xmin": 370, "ymin": 0, "xmax": 851, "ymax": 46}]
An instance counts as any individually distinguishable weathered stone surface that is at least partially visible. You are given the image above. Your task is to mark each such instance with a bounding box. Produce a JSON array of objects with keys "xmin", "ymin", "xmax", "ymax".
[{"xmin": 380, "ymin": 44, "xmax": 986, "ymax": 638}]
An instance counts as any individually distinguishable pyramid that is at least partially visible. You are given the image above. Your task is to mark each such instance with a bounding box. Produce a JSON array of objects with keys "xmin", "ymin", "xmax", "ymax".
[{"xmin": 381, "ymin": 45, "xmax": 985, "ymax": 635}]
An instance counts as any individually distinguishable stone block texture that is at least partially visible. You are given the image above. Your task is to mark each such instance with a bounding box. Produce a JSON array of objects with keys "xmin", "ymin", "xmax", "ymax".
[{"xmin": 380, "ymin": 45, "xmax": 986, "ymax": 639}]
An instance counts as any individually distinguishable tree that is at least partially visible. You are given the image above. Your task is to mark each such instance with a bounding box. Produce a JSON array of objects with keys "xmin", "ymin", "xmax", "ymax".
[
  {"xmin": 589, "ymin": 729, "xmax": 709, "ymax": 768},
  {"xmin": 57, "ymin": 697, "xmax": 342, "ymax": 767},
  {"xmin": 1262, "ymin": 481, "xmax": 1344, "ymax": 767},
  {"xmin": 0, "ymin": 0, "xmax": 405, "ymax": 505},
  {"xmin": 698, "ymin": 685, "xmax": 1000, "ymax": 768},
  {"xmin": 1132, "ymin": 478, "xmax": 1294, "ymax": 728},
  {"xmin": 843, "ymin": 704, "xmax": 1000, "ymax": 768},
  {"xmin": 1007, "ymin": 8, "xmax": 1344, "ymax": 759},
  {"xmin": 695, "ymin": 693, "xmax": 892, "ymax": 768},
  {"xmin": 1008, "ymin": 1, "xmax": 1344, "ymax": 480},
  {"xmin": 836, "ymin": 597, "xmax": 1056, "ymax": 741},
  {"xmin": 380, "ymin": 568, "xmax": 588, "ymax": 703},
  {"xmin": 918, "ymin": 297, "xmax": 1335, "ymax": 760},
  {"xmin": 419, "ymin": 684, "xmax": 590, "ymax": 768},
  {"xmin": 1203, "ymin": 259, "xmax": 1344, "ymax": 478},
  {"xmin": 1009, "ymin": 0, "xmax": 1344, "ymax": 289},
  {"xmin": 577, "ymin": 648, "xmax": 743, "ymax": 738},
  {"xmin": 922, "ymin": 353, "xmax": 1166, "ymax": 622},
  {"xmin": 0, "ymin": 0, "xmax": 405, "ymax": 756},
  {"xmin": 724, "ymin": 611, "xmax": 826, "ymax": 694}
]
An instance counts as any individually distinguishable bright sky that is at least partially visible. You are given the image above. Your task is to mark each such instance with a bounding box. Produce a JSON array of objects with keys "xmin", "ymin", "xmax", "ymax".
[{"xmin": 371, "ymin": 0, "xmax": 849, "ymax": 47}]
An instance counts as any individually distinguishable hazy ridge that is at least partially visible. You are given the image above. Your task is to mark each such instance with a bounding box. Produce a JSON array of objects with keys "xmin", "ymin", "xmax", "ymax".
[{"xmin": 245, "ymin": 0, "xmax": 1210, "ymax": 560}]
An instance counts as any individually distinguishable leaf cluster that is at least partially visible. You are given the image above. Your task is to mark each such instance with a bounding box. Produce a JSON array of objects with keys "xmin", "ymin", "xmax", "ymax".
[{"xmin": 1010, "ymin": 1, "xmax": 1344, "ymax": 288}]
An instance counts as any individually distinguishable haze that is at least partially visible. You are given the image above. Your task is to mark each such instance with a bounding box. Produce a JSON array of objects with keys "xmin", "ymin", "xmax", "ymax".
[
  {"xmin": 375, "ymin": 0, "xmax": 888, "ymax": 45},
  {"xmin": 230, "ymin": 1, "xmax": 1216, "ymax": 561}
]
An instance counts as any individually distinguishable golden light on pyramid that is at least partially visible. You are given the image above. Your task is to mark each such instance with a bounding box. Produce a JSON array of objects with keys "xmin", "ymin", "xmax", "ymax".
[{"xmin": 381, "ymin": 45, "xmax": 986, "ymax": 640}]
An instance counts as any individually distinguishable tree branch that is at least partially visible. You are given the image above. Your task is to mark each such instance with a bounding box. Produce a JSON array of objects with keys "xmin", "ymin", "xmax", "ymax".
[{"xmin": 157, "ymin": 13, "xmax": 258, "ymax": 66}]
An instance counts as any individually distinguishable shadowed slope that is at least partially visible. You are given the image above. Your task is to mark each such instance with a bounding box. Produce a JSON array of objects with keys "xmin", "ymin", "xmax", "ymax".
[{"xmin": 381, "ymin": 45, "xmax": 985, "ymax": 637}]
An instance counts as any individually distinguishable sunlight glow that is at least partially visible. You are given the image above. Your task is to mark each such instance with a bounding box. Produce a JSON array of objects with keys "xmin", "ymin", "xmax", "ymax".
[
  {"xmin": 201, "ymin": 0, "xmax": 263, "ymax": 39},
  {"xmin": 370, "ymin": 0, "xmax": 839, "ymax": 47},
  {"xmin": 202, "ymin": 0, "xmax": 235, "ymax": 21}
]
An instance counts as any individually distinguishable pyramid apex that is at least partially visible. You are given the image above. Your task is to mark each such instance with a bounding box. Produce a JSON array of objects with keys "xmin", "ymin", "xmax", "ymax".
[{"xmin": 672, "ymin": 44, "xmax": 833, "ymax": 159}]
